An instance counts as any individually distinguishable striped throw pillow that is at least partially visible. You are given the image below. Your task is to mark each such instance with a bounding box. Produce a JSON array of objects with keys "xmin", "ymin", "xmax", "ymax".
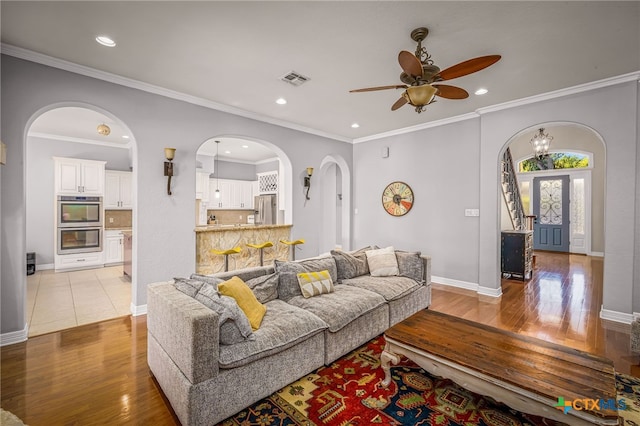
[{"xmin": 296, "ymin": 270, "xmax": 334, "ymax": 298}]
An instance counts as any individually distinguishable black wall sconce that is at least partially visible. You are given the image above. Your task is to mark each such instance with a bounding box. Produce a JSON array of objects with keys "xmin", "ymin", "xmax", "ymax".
[
  {"xmin": 164, "ymin": 147, "xmax": 176, "ymax": 195},
  {"xmin": 304, "ymin": 167, "xmax": 313, "ymax": 200}
]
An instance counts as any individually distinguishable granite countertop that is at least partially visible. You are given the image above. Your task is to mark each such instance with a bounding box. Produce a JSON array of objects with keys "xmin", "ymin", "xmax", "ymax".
[{"xmin": 194, "ymin": 224, "xmax": 292, "ymax": 233}]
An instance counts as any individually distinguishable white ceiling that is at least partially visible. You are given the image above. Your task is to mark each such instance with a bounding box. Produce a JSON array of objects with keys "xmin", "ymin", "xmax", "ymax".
[{"xmin": 2, "ymin": 1, "xmax": 639, "ymax": 142}]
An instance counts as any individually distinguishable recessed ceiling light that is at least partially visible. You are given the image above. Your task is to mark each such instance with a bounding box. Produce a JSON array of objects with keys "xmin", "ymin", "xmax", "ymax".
[
  {"xmin": 95, "ymin": 35, "xmax": 116, "ymax": 47},
  {"xmin": 474, "ymin": 88, "xmax": 489, "ymax": 96},
  {"xmin": 276, "ymin": 98, "xmax": 287, "ymax": 105},
  {"xmin": 242, "ymin": 145, "xmax": 249, "ymax": 148},
  {"xmin": 122, "ymin": 135, "xmax": 130, "ymax": 139},
  {"xmin": 225, "ymin": 150, "xmax": 231, "ymax": 154},
  {"xmin": 351, "ymin": 123, "xmax": 360, "ymax": 128}
]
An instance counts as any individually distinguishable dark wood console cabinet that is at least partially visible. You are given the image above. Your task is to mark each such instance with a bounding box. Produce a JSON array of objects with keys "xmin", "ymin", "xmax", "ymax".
[{"xmin": 501, "ymin": 230, "xmax": 533, "ymax": 281}]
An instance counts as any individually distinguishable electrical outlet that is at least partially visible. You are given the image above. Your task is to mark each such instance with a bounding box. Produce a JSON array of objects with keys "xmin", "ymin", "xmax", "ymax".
[
  {"xmin": 109, "ymin": 218, "xmax": 114, "ymax": 223},
  {"xmin": 239, "ymin": 215, "xmax": 243, "ymax": 220},
  {"xmin": 464, "ymin": 209, "xmax": 480, "ymax": 217}
]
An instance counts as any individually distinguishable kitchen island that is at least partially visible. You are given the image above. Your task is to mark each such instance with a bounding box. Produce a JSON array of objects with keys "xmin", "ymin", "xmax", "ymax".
[{"xmin": 195, "ymin": 224, "xmax": 292, "ymax": 274}]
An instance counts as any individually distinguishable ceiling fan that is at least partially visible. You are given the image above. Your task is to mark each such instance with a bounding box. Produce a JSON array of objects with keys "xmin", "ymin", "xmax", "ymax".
[{"xmin": 350, "ymin": 27, "xmax": 501, "ymax": 113}]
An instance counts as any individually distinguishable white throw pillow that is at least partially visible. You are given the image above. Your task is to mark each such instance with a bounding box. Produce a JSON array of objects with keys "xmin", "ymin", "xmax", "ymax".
[{"xmin": 366, "ymin": 246, "xmax": 399, "ymax": 277}]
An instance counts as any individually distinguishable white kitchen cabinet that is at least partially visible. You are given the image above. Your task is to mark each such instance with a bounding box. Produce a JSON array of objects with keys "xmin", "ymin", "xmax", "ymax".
[
  {"xmin": 209, "ymin": 179, "xmax": 253, "ymax": 209},
  {"xmin": 196, "ymin": 169, "xmax": 211, "ymax": 202},
  {"xmin": 104, "ymin": 230, "xmax": 124, "ymax": 265},
  {"xmin": 54, "ymin": 157, "xmax": 106, "ymax": 195},
  {"xmin": 105, "ymin": 170, "xmax": 132, "ymax": 209},
  {"xmin": 55, "ymin": 252, "xmax": 104, "ymax": 271}
]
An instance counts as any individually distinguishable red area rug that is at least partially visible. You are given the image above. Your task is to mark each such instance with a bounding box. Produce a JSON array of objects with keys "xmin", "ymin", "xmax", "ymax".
[{"xmin": 218, "ymin": 336, "xmax": 580, "ymax": 425}]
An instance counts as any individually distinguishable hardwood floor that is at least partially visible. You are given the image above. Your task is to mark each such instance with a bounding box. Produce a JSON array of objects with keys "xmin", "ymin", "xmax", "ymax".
[{"xmin": 1, "ymin": 251, "xmax": 637, "ymax": 425}]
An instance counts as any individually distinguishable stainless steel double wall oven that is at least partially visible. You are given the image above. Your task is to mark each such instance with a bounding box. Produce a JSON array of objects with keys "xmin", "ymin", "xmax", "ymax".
[{"xmin": 57, "ymin": 195, "xmax": 103, "ymax": 254}]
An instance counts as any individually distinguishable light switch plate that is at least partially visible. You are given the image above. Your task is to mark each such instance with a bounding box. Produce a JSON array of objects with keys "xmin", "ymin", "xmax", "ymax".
[{"xmin": 465, "ymin": 209, "xmax": 480, "ymax": 217}]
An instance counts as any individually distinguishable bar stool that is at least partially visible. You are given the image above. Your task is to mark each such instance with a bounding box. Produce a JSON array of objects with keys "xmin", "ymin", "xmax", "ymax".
[
  {"xmin": 246, "ymin": 241, "xmax": 273, "ymax": 266},
  {"xmin": 211, "ymin": 247, "xmax": 242, "ymax": 272},
  {"xmin": 279, "ymin": 239, "xmax": 305, "ymax": 261}
]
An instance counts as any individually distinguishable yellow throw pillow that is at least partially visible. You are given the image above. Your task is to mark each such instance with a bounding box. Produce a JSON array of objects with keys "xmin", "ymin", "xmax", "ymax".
[
  {"xmin": 297, "ymin": 270, "xmax": 334, "ymax": 298},
  {"xmin": 218, "ymin": 276, "xmax": 266, "ymax": 331}
]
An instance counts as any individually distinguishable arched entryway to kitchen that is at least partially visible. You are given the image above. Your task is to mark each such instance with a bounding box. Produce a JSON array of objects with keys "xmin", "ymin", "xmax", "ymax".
[
  {"xmin": 23, "ymin": 103, "xmax": 138, "ymax": 337},
  {"xmin": 194, "ymin": 135, "xmax": 293, "ymax": 272}
]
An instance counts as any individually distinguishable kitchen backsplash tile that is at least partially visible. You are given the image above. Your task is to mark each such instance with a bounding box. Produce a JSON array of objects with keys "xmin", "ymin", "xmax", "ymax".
[
  {"xmin": 206, "ymin": 209, "xmax": 252, "ymax": 225},
  {"xmin": 105, "ymin": 210, "xmax": 132, "ymax": 229}
]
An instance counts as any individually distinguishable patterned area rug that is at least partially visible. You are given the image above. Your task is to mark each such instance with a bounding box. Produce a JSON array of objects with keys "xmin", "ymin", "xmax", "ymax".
[
  {"xmin": 219, "ymin": 337, "xmax": 640, "ymax": 426},
  {"xmin": 0, "ymin": 408, "xmax": 27, "ymax": 426}
]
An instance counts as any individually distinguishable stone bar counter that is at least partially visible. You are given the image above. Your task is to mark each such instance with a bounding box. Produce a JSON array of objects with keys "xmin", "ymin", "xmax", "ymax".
[{"xmin": 195, "ymin": 224, "xmax": 292, "ymax": 274}]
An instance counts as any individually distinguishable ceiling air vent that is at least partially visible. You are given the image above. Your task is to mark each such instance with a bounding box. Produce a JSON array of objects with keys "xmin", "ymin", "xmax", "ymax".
[{"xmin": 280, "ymin": 71, "xmax": 310, "ymax": 87}]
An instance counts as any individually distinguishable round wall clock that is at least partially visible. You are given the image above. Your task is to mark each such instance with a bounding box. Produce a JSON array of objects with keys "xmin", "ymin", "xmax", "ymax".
[{"xmin": 382, "ymin": 181, "xmax": 414, "ymax": 216}]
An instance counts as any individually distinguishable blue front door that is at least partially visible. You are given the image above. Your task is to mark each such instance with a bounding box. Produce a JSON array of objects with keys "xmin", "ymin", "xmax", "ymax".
[{"xmin": 533, "ymin": 175, "xmax": 570, "ymax": 252}]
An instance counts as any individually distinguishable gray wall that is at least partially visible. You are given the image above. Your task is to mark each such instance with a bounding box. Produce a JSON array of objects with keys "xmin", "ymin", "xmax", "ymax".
[
  {"xmin": 215, "ymin": 159, "xmax": 256, "ymax": 181},
  {"xmin": 256, "ymin": 159, "xmax": 279, "ymax": 174},
  {"xmin": 353, "ymin": 79, "xmax": 639, "ymax": 317},
  {"xmin": 25, "ymin": 135, "xmax": 130, "ymax": 266},
  {"xmin": 1, "ymin": 55, "xmax": 353, "ymax": 336},
  {"xmin": 508, "ymin": 124, "xmax": 606, "ymax": 253},
  {"xmin": 353, "ymin": 119, "xmax": 481, "ymax": 285}
]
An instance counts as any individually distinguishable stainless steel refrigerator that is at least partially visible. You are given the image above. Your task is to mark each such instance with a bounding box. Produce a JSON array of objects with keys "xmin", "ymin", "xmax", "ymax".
[{"xmin": 254, "ymin": 194, "xmax": 277, "ymax": 225}]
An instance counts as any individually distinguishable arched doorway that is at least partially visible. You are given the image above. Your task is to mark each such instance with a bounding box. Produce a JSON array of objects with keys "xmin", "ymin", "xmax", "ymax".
[
  {"xmin": 24, "ymin": 104, "xmax": 138, "ymax": 336},
  {"xmin": 499, "ymin": 122, "xmax": 605, "ymax": 257},
  {"xmin": 319, "ymin": 154, "xmax": 351, "ymax": 253}
]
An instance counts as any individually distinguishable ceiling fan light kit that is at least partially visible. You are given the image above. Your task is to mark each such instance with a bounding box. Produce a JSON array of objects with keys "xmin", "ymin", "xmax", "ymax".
[{"xmin": 350, "ymin": 27, "xmax": 501, "ymax": 114}]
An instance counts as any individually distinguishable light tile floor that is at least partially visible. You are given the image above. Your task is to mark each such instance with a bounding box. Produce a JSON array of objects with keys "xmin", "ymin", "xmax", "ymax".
[{"xmin": 27, "ymin": 265, "xmax": 131, "ymax": 337}]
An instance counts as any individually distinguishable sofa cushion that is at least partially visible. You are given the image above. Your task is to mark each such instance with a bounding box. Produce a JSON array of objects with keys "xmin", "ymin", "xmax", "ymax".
[
  {"xmin": 190, "ymin": 273, "xmax": 224, "ymax": 287},
  {"xmin": 173, "ymin": 277, "xmax": 206, "ymax": 298},
  {"xmin": 193, "ymin": 283, "xmax": 255, "ymax": 345},
  {"xmin": 245, "ymin": 273, "xmax": 279, "ymax": 304},
  {"xmin": 287, "ymin": 285, "xmax": 385, "ymax": 332},
  {"xmin": 218, "ymin": 299, "xmax": 328, "ymax": 369},
  {"xmin": 213, "ymin": 265, "xmax": 275, "ymax": 283},
  {"xmin": 274, "ymin": 257, "xmax": 338, "ymax": 302},
  {"xmin": 331, "ymin": 247, "xmax": 370, "ymax": 281},
  {"xmin": 297, "ymin": 270, "xmax": 334, "ymax": 298},
  {"xmin": 366, "ymin": 246, "xmax": 399, "ymax": 277},
  {"xmin": 342, "ymin": 275, "xmax": 421, "ymax": 302},
  {"xmin": 396, "ymin": 251, "xmax": 424, "ymax": 283},
  {"xmin": 218, "ymin": 276, "xmax": 267, "ymax": 331}
]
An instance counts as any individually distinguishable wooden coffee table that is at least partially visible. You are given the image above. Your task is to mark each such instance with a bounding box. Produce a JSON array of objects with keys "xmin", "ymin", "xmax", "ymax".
[{"xmin": 381, "ymin": 310, "xmax": 618, "ymax": 426}]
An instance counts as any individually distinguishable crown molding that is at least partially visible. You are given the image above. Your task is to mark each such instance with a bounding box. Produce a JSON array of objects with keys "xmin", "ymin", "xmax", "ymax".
[
  {"xmin": 3, "ymin": 44, "xmax": 638, "ymax": 146},
  {"xmin": 476, "ymin": 71, "xmax": 640, "ymax": 116},
  {"xmin": 353, "ymin": 71, "xmax": 640, "ymax": 143},
  {"xmin": 1, "ymin": 44, "xmax": 352, "ymax": 144},
  {"xmin": 353, "ymin": 113, "xmax": 479, "ymax": 144},
  {"xmin": 28, "ymin": 132, "xmax": 131, "ymax": 149}
]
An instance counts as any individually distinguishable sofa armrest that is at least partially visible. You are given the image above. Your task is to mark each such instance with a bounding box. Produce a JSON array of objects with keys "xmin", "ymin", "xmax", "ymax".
[
  {"xmin": 421, "ymin": 255, "xmax": 431, "ymax": 286},
  {"xmin": 147, "ymin": 281, "xmax": 219, "ymax": 384}
]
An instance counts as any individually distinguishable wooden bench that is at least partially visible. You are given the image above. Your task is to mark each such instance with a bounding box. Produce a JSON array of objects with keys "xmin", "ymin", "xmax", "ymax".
[{"xmin": 381, "ymin": 310, "xmax": 618, "ymax": 425}]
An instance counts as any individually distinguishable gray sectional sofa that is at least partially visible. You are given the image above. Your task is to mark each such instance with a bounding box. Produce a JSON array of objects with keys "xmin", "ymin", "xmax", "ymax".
[{"xmin": 147, "ymin": 247, "xmax": 431, "ymax": 425}]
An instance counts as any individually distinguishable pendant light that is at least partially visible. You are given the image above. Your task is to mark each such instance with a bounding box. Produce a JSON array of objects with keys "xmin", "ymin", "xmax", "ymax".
[{"xmin": 214, "ymin": 141, "xmax": 221, "ymax": 199}]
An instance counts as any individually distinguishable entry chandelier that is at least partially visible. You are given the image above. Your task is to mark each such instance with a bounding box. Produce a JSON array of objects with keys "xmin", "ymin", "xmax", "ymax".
[{"xmin": 530, "ymin": 128, "xmax": 553, "ymax": 159}]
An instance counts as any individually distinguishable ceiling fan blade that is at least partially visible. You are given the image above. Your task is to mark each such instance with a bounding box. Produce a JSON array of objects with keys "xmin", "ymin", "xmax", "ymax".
[
  {"xmin": 437, "ymin": 55, "xmax": 501, "ymax": 81},
  {"xmin": 391, "ymin": 96, "xmax": 408, "ymax": 111},
  {"xmin": 433, "ymin": 84, "xmax": 469, "ymax": 99},
  {"xmin": 350, "ymin": 84, "xmax": 407, "ymax": 93},
  {"xmin": 398, "ymin": 50, "xmax": 423, "ymax": 78}
]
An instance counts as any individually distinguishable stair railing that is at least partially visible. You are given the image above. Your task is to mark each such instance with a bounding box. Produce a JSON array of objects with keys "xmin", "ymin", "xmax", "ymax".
[{"xmin": 501, "ymin": 148, "xmax": 527, "ymax": 231}]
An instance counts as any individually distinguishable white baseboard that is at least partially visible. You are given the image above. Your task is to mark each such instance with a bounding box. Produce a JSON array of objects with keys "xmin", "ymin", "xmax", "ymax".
[
  {"xmin": 36, "ymin": 263, "xmax": 54, "ymax": 270},
  {"xmin": 600, "ymin": 307, "xmax": 633, "ymax": 324},
  {"xmin": 432, "ymin": 276, "xmax": 478, "ymax": 292},
  {"xmin": 478, "ymin": 286, "xmax": 503, "ymax": 298},
  {"xmin": 130, "ymin": 303, "xmax": 147, "ymax": 316},
  {"xmin": 0, "ymin": 323, "xmax": 28, "ymax": 346},
  {"xmin": 432, "ymin": 276, "xmax": 502, "ymax": 298},
  {"xmin": 589, "ymin": 251, "xmax": 604, "ymax": 257}
]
